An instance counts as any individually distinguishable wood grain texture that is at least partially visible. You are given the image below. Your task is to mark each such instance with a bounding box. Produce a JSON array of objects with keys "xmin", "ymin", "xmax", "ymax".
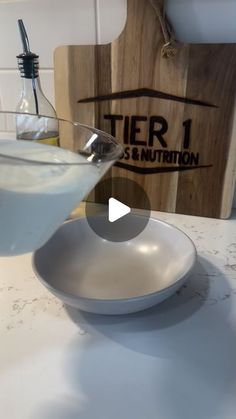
[{"xmin": 54, "ymin": 0, "xmax": 236, "ymax": 218}]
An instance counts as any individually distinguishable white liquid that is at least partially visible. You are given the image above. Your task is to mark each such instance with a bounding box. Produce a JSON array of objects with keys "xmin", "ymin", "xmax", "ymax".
[{"xmin": 0, "ymin": 140, "xmax": 109, "ymax": 256}]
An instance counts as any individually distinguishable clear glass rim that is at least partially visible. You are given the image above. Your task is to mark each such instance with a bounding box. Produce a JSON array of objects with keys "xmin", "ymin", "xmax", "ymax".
[{"xmin": 0, "ymin": 111, "xmax": 123, "ymax": 165}]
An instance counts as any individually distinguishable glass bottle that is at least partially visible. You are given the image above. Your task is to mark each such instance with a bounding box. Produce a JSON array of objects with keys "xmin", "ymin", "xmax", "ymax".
[{"xmin": 16, "ymin": 20, "xmax": 59, "ymax": 146}]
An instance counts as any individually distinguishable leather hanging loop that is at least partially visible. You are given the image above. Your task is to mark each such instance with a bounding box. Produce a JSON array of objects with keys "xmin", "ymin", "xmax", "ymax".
[{"xmin": 148, "ymin": 0, "xmax": 179, "ymax": 58}]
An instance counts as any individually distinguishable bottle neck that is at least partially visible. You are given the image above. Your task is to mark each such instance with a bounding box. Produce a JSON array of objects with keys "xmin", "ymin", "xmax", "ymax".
[
  {"xmin": 21, "ymin": 76, "xmax": 43, "ymax": 96},
  {"xmin": 20, "ymin": 77, "xmax": 46, "ymax": 115}
]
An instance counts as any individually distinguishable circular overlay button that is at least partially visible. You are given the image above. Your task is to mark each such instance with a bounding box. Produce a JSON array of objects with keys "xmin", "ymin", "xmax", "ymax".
[{"xmin": 85, "ymin": 177, "xmax": 151, "ymax": 242}]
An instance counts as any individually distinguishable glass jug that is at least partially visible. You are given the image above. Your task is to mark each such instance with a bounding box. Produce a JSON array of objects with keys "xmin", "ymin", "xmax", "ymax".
[{"xmin": 0, "ymin": 112, "xmax": 123, "ymax": 256}]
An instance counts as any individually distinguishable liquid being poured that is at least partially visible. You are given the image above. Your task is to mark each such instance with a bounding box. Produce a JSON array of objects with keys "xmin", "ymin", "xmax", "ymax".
[{"xmin": 0, "ymin": 140, "xmax": 107, "ymax": 256}]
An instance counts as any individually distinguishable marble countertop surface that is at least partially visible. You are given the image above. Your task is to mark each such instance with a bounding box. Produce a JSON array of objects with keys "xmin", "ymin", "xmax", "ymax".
[{"xmin": 1, "ymin": 208, "xmax": 236, "ymax": 419}]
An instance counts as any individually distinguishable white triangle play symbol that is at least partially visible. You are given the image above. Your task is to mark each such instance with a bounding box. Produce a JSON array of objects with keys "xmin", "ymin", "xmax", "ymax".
[{"xmin": 108, "ymin": 198, "xmax": 131, "ymax": 223}]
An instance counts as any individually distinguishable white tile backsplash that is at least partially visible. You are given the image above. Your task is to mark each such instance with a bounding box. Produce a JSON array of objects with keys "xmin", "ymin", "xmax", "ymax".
[
  {"xmin": 0, "ymin": 71, "xmax": 20, "ymax": 113},
  {"xmin": 166, "ymin": 0, "xmax": 236, "ymax": 43},
  {"xmin": 95, "ymin": 0, "xmax": 127, "ymax": 44},
  {"xmin": 0, "ymin": 0, "xmax": 97, "ymax": 68},
  {"xmin": 0, "ymin": 0, "xmax": 125, "ymax": 124}
]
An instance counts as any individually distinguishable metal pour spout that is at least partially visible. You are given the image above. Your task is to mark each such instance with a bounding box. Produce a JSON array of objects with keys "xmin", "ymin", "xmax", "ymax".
[{"xmin": 18, "ymin": 19, "xmax": 31, "ymax": 54}]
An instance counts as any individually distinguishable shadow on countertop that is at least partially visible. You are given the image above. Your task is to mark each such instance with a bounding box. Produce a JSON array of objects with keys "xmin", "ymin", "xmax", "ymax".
[{"xmin": 32, "ymin": 256, "xmax": 236, "ymax": 419}]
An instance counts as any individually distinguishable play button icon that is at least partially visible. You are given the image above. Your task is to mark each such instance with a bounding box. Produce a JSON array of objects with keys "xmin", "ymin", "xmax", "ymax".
[
  {"xmin": 108, "ymin": 198, "xmax": 130, "ymax": 222},
  {"xmin": 85, "ymin": 177, "xmax": 151, "ymax": 242}
]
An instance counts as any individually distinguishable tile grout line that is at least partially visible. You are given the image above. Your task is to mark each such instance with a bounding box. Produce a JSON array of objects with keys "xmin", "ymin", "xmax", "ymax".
[
  {"xmin": 94, "ymin": 0, "xmax": 101, "ymax": 44},
  {"xmin": 0, "ymin": 68, "xmax": 54, "ymax": 73}
]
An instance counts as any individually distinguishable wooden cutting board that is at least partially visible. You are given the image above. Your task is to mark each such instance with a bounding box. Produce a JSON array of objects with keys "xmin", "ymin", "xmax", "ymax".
[{"xmin": 54, "ymin": 0, "xmax": 236, "ymax": 219}]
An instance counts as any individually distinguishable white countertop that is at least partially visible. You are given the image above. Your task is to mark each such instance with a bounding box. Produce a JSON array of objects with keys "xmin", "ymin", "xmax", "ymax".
[{"xmin": 1, "ymin": 209, "xmax": 236, "ymax": 419}]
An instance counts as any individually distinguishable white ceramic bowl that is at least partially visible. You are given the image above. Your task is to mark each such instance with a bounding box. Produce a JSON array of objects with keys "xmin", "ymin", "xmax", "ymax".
[{"xmin": 33, "ymin": 215, "xmax": 197, "ymax": 315}]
